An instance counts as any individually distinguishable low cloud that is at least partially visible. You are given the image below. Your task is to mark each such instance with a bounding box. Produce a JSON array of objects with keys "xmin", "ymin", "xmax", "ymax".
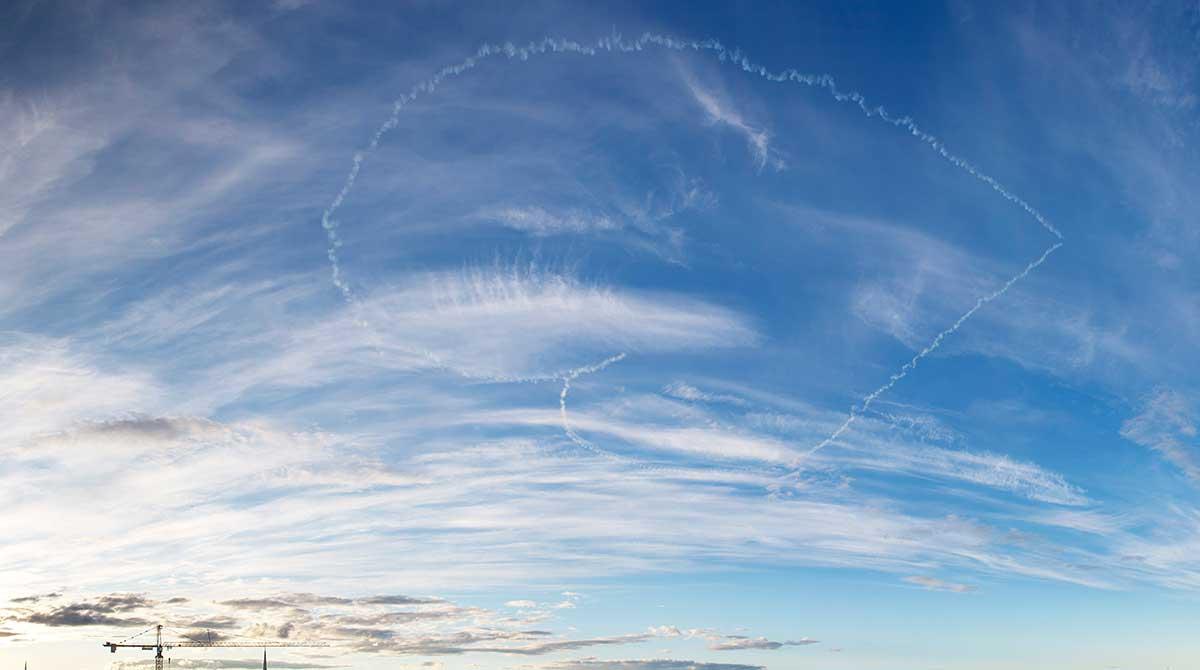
[
  {"xmin": 356, "ymin": 596, "xmax": 442, "ymax": 606},
  {"xmin": 17, "ymin": 606, "xmax": 149, "ymax": 628},
  {"xmin": 7, "ymin": 593, "xmax": 157, "ymax": 627},
  {"xmin": 549, "ymin": 661, "xmax": 764, "ymax": 670},
  {"xmin": 652, "ymin": 626, "xmax": 819, "ymax": 652},
  {"xmin": 111, "ymin": 660, "xmax": 344, "ymax": 670},
  {"xmin": 12, "ymin": 589, "xmax": 662, "ymax": 659},
  {"xmin": 9, "ymin": 592, "xmax": 62, "ymax": 604},
  {"xmin": 708, "ymin": 635, "xmax": 819, "ymax": 650}
]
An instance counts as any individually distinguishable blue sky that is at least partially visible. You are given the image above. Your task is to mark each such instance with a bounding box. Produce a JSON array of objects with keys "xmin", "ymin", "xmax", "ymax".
[{"xmin": 3, "ymin": 1, "xmax": 1200, "ymax": 669}]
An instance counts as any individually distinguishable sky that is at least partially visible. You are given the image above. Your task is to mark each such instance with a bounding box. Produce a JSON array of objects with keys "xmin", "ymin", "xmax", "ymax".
[{"xmin": 3, "ymin": 1, "xmax": 1200, "ymax": 669}]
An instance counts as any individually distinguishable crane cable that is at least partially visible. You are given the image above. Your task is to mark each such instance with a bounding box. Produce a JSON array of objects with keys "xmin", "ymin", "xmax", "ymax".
[{"xmin": 114, "ymin": 625, "xmax": 157, "ymax": 645}]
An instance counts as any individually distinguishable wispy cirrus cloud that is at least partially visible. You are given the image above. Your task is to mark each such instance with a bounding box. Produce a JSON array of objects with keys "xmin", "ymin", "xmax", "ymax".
[
  {"xmin": 0, "ymin": 5, "xmax": 312, "ymax": 319},
  {"xmin": 680, "ymin": 70, "xmax": 784, "ymax": 171},
  {"xmin": 10, "ymin": 3, "xmax": 1200, "ymax": 667},
  {"xmin": 347, "ymin": 265, "xmax": 758, "ymax": 380},
  {"xmin": 81, "ymin": 261, "xmax": 756, "ymax": 411},
  {"xmin": 475, "ymin": 175, "xmax": 715, "ymax": 261},
  {"xmin": 1120, "ymin": 389, "xmax": 1200, "ymax": 482},
  {"xmin": 475, "ymin": 388, "xmax": 1088, "ymax": 506},
  {"xmin": 484, "ymin": 207, "xmax": 621, "ymax": 236},
  {"xmin": 0, "ymin": 333, "xmax": 161, "ymax": 442},
  {"xmin": 0, "ymin": 407, "xmax": 1116, "ymax": 600}
]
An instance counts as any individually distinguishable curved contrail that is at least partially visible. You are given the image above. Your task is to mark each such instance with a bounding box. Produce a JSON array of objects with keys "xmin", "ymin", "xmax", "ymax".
[
  {"xmin": 558, "ymin": 353, "xmax": 627, "ymax": 459},
  {"xmin": 319, "ymin": 31, "xmax": 1065, "ymax": 471},
  {"xmin": 321, "ymin": 31, "xmax": 1060, "ymax": 306},
  {"xmin": 555, "ymin": 354, "xmax": 780, "ymax": 480}
]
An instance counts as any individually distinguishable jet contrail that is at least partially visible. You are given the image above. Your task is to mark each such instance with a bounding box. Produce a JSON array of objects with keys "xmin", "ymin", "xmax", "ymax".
[
  {"xmin": 319, "ymin": 31, "xmax": 1066, "ymax": 471},
  {"xmin": 555, "ymin": 354, "xmax": 781, "ymax": 479},
  {"xmin": 797, "ymin": 241, "xmax": 1063, "ymax": 464},
  {"xmin": 558, "ymin": 353, "xmax": 627, "ymax": 458}
]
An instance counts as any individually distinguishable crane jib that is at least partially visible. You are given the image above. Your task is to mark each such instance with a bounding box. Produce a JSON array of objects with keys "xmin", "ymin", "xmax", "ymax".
[{"xmin": 103, "ymin": 624, "xmax": 327, "ymax": 670}]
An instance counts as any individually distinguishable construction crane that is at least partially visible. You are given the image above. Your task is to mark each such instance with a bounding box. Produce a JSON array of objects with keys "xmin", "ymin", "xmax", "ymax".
[{"xmin": 104, "ymin": 624, "xmax": 328, "ymax": 670}]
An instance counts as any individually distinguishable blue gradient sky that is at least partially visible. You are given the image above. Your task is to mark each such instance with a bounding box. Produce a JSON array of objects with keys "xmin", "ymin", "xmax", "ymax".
[{"xmin": 3, "ymin": 2, "xmax": 1200, "ymax": 669}]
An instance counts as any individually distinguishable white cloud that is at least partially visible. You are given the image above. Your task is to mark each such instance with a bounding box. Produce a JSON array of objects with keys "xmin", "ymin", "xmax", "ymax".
[
  {"xmin": 501, "ymin": 388, "xmax": 1089, "ymax": 505},
  {"xmin": 1116, "ymin": 21, "xmax": 1196, "ymax": 109},
  {"xmin": 87, "ymin": 262, "xmax": 758, "ymax": 410},
  {"xmin": 0, "ymin": 94, "xmax": 104, "ymax": 239},
  {"xmin": 708, "ymin": 635, "xmax": 818, "ymax": 650},
  {"xmin": 348, "ymin": 265, "xmax": 758, "ymax": 380},
  {"xmin": 681, "ymin": 72, "xmax": 783, "ymax": 171},
  {"xmin": 505, "ymin": 600, "xmax": 538, "ymax": 609},
  {"xmin": 0, "ymin": 325, "xmax": 1110, "ymax": 607},
  {"xmin": 0, "ymin": 416, "xmax": 1113, "ymax": 600},
  {"xmin": 1120, "ymin": 389, "xmax": 1200, "ymax": 481},
  {"xmin": 902, "ymin": 576, "xmax": 977, "ymax": 593},
  {"xmin": 663, "ymin": 382, "xmax": 748, "ymax": 407},
  {"xmin": 797, "ymin": 202, "xmax": 1147, "ymax": 382},
  {"xmin": 831, "ymin": 435, "xmax": 1090, "ymax": 506},
  {"xmin": 1107, "ymin": 507, "xmax": 1200, "ymax": 590},
  {"xmin": 479, "ymin": 407, "xmax": 799, "ymax": 464},
  {"xmin": 485, "ymin": 207, "xmax": 621, "ymax": 236},
  {"xmin": 0, "ymin": 334, "xmax": 160, "ymax": 443},
  {"xmin": 0, "ymin": 6, "xmax": 310, "ymax": 318},
  {"xmin": 4, "ymin": 589, "xmax": 660, "ymax": 659},
  {"xmin": 1026, "ymin": 509, "xmax": 1124, "ymax": 536}
]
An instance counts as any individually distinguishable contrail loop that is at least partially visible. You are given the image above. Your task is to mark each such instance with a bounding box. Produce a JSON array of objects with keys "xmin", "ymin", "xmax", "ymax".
[{"xmin": 318, "ymin": 31, "xmax": 1067, "ymax": 473}]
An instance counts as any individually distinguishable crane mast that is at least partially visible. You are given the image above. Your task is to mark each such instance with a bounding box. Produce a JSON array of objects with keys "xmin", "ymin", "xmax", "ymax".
[{"xmin": 104, "ymin": 624, "xmax": 327, "ymax": 670}]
